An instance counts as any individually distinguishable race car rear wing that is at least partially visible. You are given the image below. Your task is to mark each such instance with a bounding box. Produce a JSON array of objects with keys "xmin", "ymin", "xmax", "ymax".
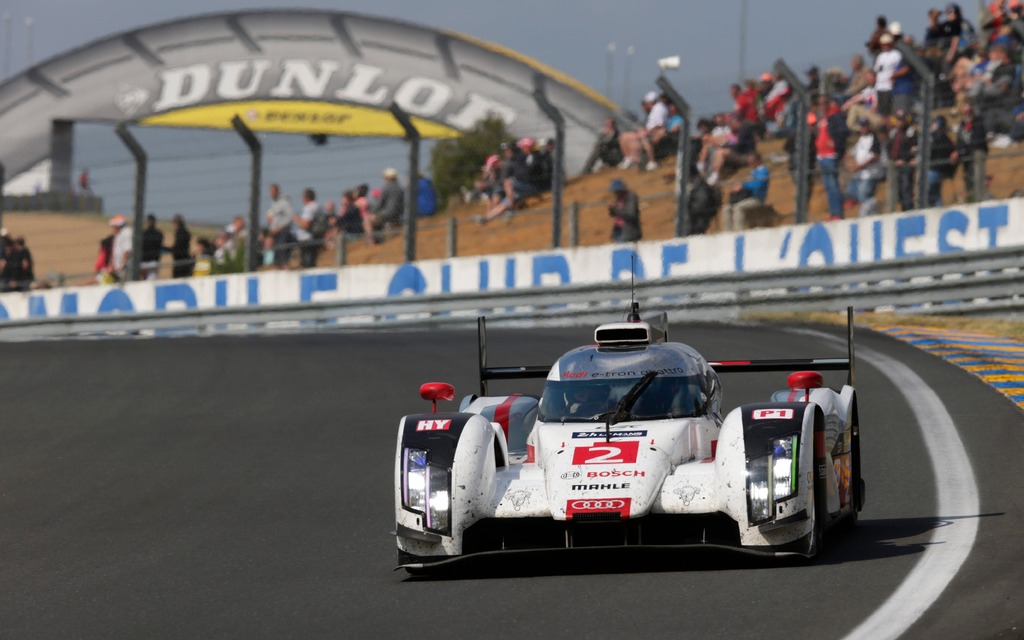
[{"xmin": 477, "ymin": 307, "xmax": 856, "ymax": 395}]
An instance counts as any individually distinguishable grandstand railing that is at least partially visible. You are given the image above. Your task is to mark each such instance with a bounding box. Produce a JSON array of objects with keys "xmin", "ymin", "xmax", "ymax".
[{"xmin": 2, "ymin": 243, "xmax": 1021, "ymax": 339}]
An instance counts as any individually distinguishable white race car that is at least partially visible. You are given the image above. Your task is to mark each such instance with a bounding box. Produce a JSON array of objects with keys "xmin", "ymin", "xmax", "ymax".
[{"xmin": 394, "ymin": 306, "xmax": 864, "ymax": 571}]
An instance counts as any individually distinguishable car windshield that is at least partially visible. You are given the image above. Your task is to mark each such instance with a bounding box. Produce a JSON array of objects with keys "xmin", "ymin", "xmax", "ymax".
[{"xmin": 538, "ymin": 375, "xmax": 706, "ymax": 422}]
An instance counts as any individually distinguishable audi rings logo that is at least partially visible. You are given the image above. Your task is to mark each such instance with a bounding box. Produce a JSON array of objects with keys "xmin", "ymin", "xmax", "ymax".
[{"xmin": 569, "ymin": 499, "xmax": 626, "ymax": 510}]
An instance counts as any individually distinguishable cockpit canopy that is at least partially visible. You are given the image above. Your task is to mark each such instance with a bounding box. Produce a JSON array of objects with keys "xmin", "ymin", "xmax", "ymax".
[{"xmin": 537, "ymin": 343, "xmax": 712, "ymax": 422}]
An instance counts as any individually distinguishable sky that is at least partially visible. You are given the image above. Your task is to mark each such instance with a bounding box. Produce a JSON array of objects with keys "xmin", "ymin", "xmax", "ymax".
[{"xmin": 0, "ymin": 0, "xmax": 971, "ymax": 228}]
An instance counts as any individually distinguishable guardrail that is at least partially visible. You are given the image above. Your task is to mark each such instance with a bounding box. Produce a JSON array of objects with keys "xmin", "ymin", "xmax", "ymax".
[{"xmin": 0, "ymin": 245, "xmax": 1020, "ymax": 339}]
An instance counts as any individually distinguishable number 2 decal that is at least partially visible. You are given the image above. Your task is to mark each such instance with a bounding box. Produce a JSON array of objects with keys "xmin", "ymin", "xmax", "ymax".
[{"xmin": 572, "ymin": 441, "xmax": 640, "ymax": 465}]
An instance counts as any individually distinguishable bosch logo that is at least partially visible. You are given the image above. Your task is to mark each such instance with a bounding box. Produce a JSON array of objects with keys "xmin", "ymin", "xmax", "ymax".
[
  {"xmin": 586, "ymin": 470, "xmax": 645, "ymax": 478},
  {"xmin": 569, "ymin": 499, "xmax": 627, "ymax": 510}
]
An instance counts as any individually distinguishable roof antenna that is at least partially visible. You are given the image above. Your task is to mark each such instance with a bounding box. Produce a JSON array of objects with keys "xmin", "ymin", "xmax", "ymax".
[{"xmin": 626, "ymin": 254, "xmax": 641, "ymax": 323}]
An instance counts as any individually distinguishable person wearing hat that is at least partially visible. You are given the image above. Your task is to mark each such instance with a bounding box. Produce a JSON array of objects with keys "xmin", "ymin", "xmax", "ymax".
[
  {"xmin": 108, "ymin": 214, "xmax": 133, "ymax": 281},
  {"xmin": 845, "ymin": 117, "xmax": 885, "ymax": 216},
  {"xmin": 617, "ymin": 91, "xmax": 666, "ymax": 171},
  {"xmin": 873, "ymin": 32, "xmax": 902, "ymax": 117},
  {"xmin": 608, "ymin": 178, "xmax": 641, "ymax": 243},
  {"xmin": 866, "ymin": 15, "xmax": 888, "ymax": 56},
  {"xmin": 374, "ymin": 167, "xmax": 405, "ymax": 231}
]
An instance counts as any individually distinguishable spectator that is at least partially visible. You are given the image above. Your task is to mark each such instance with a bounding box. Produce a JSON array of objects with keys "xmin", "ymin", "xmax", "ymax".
[
  {"xmin": 607, "ymin": 178, "xmax": 641, "ymax": 243},
  {"xmin": 618, "ymin": 91, "xmax": 666, "ymax": 170},
  {"xmin": 723, "ymin": 151, "xmax": 769, "ymax": 232},
  {"xmin": 417, "ymin": 173, "xmax": 438, "ymax": 216},
  {"xmin": 168, "ymin": 213, "xmax": 192, "ymax": 278},
  {"xmin": 805, "ymin": 65, "xmax": 821, "ymax": 95},
  {"xmin": 140, "ymin": 214, "xmax": 164, "ymax": 280},
  {"xmin": 469, "ymin": 154, "xmax": 502, "ymax": 203},
  {"xmin": 337, "ymin": 190, "xmax": 363, "ymax": 237},
  {"xmin": 265, "ymin": 183, "xmax": 294, "ymax": 268},
  {"xmin": 477, "ymin": 142, "xmax": 537, "ymax": 223},
  {"xmin": 110, "ymin": 214, "xmax": 133, "ymax": 281},
  {"xmin": 293, "ymin": 187, "xmax": 323, "ymax": 269},
  {"xmin": 78, "ymin": 169, "xmax": 91, "ymax": 194},
  {"xmin": 193, "ymin": 238, "xmax": 214, "ymax": 277},
  {"xmin": 762, "ymin": 73, "xmax": 791, "ymax": 129},
  {"xmin": 223, "ymin": 215, "xmax": 247, "ymax": 258},
  {"xmin": 890, "ymin": 51, "xmax": 917, "ymax": 115},
  {"xmin": 927, "ymin": 115, "xmax": 958, "ymax": 206},
  {"xmin": 374, "ymin": 167, "xmax": 405, "ymax": 228},
  {"xmin": 973, "ymin": 44, "xmax": 1018, "ymax": 134},
  {"xmin": 534, "ymin": 138, "xmax": 556, "ymax": 191},
  {"xmin": 93, "ymin": 230, "xmax": 115, "ymax": 284},
  {"xmin": 0, "ymin": 235, "xmax": 14, "ymax": 291},
  {"xmin": 873, "ymin": 33, "xmax": 902, "ymax": 117},
  {"xmin": 866, "ymin": 15, "xmax": 889, "ymax": 56},
  {"xmin": 889, "ymin": 110, "xmax": 919, "ymax": 211},
  {"xmin": 940, "ymin": 3, "xmax": 978, "ymax": 67},
  {"xmin": 355, "ymin": 184, "xmax": 378, "ymax": 247},
  {"xmin": 2, "ymin": 235, "xmax": 34, "ymax": 291},
  {"xmin": 845, "ymin": 118, "xmax": 886, "ymax": 216},
  {"xmin": 842, "ymin": 70, "xmax": 880, "ymax": 129},
  {"xmin": 955, "ymin": 102, "xmax": 988, "ymax": 201},
  {"xmin": 706, "ymin": 114, "xmax": 757, "ymax": 186},
  {"xmin": 925, "ymin": 8, "xmax": 945, "ymax": 48},
  {"xmin": 845, "ymin": 54, "xmax": 872, "ymax": 99},
  {"xmin": 732, "ymin": 81, "xmax": 759, "ymax": 124},
  {"xmin": 813, "ymin": 94, "xmax": 850, "ymax": 220},
  {"xmin": 584, "ymin": 118, "xmax": 624, "ymax": 172}
]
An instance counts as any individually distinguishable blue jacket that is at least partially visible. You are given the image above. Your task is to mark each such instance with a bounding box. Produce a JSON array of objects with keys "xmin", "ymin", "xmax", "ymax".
[
  {"xmin": 742, "ymin": 164, "xmax": 770, "ymax": 202},
  {"xmin": 417, "ymin": 176, "xmax": 438, "ymax": 216}
]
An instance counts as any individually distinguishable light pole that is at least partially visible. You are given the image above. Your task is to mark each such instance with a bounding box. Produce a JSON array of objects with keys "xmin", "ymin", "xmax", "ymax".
[
  {"xmin": 622, "ymin": 45, "xmax": 635, "ymax": 109},
  {"xmin": 25, "ymin": 16, "xmax": 33, "ymax": 67},
  {"xmin": 605, "ymin": 42, "xmax": 616, "ymax": 101},
  {"xmin": 3, "ymin": 13, "xmax": 11, "ymax": 78},
  {"xmin": 739, "ymin": 0, "xmax": 749, "ymax": 83}
]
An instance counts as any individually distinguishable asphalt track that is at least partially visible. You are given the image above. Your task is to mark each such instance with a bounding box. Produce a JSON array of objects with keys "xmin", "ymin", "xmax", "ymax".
[{"xmin": 1, "ymin": 323, "xmax": 1021, "ymax": 639}]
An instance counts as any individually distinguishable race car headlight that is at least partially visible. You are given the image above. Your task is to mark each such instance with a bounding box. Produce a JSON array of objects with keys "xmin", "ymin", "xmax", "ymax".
[
  {"xmin": 747, "ymin": 434, "xmax": 799, "ymax": 525},
  {"xmin": 772, "ymin": 435, "xmax": 798, "ymax": 501},
  {"xmin": 427, "ymin": 464, "xmax": 451, "ymax": 533},
  {"xmin": 402, "ymin": 447, "xmax": 452, "ymax": 535},
  {"xmin": 402, "ymin": 448, "xmax": 427, "ymax": 512}
]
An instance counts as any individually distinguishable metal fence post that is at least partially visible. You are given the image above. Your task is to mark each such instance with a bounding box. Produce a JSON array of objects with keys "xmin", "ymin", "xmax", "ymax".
[
  {"xmin": 773, "ymin": 59, "xmax": 811, "ymax": 224},
  {"xmin": 388, "ymin": 103, "xmax": 420, "ymax": 263},
  {"xmin": 894, "ymin": 40, "xmax": 933, "ymax": 210},
  {"xmin": 231, "ymin": 115, "xmax": 262, "ymax": 273},
  {"xmin": 335, "ymin": 235, "xmax": 346, "ymax": 266},
  {"xmin": 446, "ymin": 216, "xmax": 457, "ymax": 258},
  {"xmin": 885, "ymin": 160, "xmax": 897, "ymax": 213},
  {"xmin": 532, "ymin": 77, "xmax": 565, "ymax": 248},
  {"xmin": 568, "ymin": 201, "xmax": 580, "ymax": 247},
  {"xmin": 656, "ymin": 75, "xmax": 692, "ymax": 236},
  {"xmin": 115, "ymin": 123, "xmax": 146, "ymax": 282},
  {"xmin": 973, "ymin": 150, "xmax": 987, "ymax": 202},
  {"xmin": 0, "ymin": 162, "xmax": 5, "ymax": 234}
]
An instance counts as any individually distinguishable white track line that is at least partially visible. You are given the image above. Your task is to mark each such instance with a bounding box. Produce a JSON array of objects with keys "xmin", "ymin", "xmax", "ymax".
[{"xmin": 796, "ymin": 331, "xmax": 980, "ymax": 640}]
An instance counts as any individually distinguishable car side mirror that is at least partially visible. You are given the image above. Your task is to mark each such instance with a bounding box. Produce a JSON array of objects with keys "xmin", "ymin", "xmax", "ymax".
[{"xmin": 420, "ymin": 382, "xmax": 455, "ymax": 413}]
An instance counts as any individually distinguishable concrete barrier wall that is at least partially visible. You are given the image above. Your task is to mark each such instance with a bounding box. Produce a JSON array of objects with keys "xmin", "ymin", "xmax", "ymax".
[{"xmin": 1, "ymin": 199, "xmax": 1019, "ymax": 321}]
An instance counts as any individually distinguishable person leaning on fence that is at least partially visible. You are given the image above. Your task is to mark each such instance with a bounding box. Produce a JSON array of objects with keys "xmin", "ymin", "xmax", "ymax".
[
  {"xmin": 140, "ymin": 214, "xmax": 164, "ymax": 281},
  {"xmin": 293, "ymin": 187, "xmax": 324, "ymax": 269},
  {"xmin": 722, "ymin": 152, "xmax": 769, "ymax": 232},
  {"xmin": 168, "ymin": 213, "xmax": 193, "ymax": 278},
  {"xmin": 265, "ymin": 183, "xmax": 295, "ymax": 268},
  {"xmin": 927, "ymin": 115, "xmax": 958, "ymax": 207},
  {"xmin": 888, "ymin": 109, "xmax": 918, "ymax": 212},
  {"xmin": 608, "ymin": 178, "xmax": 641, "ymax": 243}
]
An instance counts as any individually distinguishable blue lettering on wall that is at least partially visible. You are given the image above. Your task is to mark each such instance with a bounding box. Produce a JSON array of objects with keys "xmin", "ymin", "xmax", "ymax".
[
  {"xmin": 978, "ymin": 204, "xmax": 1009, "ymax": 247},
  {"xmin": 849, "ymin": 222, "xmax": 859, "ymax": 263},
  {"xmin": 895, "ymin": 214, "xmax": 926, "ymax": 258},
  {"xmin": 97, "ymin": 289, "xmax": 135, "ymax": 314},
  {"xmin": 300, "ymin": 273, "xmax": 339, "ymax": 301},
  {"xmin": 611, "ymin": 249, "xmax": 645, "ymax": 281},
  {"xmin": 215, "ymin": 280, "xmax": 228, "ymax": 307},
  {"xmin": 779, "ymin": 230, "xmax": 791, "ymax": 260},
  {"xmin": 248, "ymin": 277, "xmax": 259, "ymax": 305},
  {"xmin": 505, "ymin": 258, "xmax": 516, "ymax": 289},
  {"xmin": 386, "ymin": 265, "xmax": 426, "ymax": 297},
  {"xmin": 798, "ymin": 224, "xmax": 834, "ymax": 266},
  {"xmin": 532, "ymin": 255, "xmax": 570, "ymax": 287},
  {"xmin": 873, "ymin": 220, "xmax": 883, "ymax": 261},
  {"xmin": 661, "ymin": 243, "xmax": 688, "ymax": 277},
  {"xmin": 28, "ymin": 295, "xmax": 47, "ymax": 317},
  {"xmin": 0, "ymin": 302, "xmax": 8, "ymax": 320},
  {"xmin": 479, "ymin": 261, "xmax": 489, "ymax": 291},
  {"xmin": 734, "ymin": 236, "xmax": 745, "ymax": 272},
  {"xmin": 938, "ymin": 209, "xmax": 968, "ymax": 252},
  {"xmin": 441, "ymin": 264, "xmax": 451, "ymax": 293},
  {"xmin": 156, "ymin": 283, "xmax": 198, "ymax": 310},
  {"xmin": 60, "ymin": 293, "xmax": 78, "ymax": 316}
]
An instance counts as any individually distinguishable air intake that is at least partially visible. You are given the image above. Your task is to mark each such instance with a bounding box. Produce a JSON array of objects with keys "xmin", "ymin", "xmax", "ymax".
[{"xmin": 595, "ymin": 322, "xmax": 652, "ymax": 346}]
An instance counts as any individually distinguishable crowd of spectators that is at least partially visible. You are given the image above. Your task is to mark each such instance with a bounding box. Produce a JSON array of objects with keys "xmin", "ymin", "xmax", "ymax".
[
  {"xmin": 469, "ymin": 136, "xmax": 558, "ymax": 224},
  {"xmin": 0, "ymin": 230, "xmax": 34, "ymax": 291}
]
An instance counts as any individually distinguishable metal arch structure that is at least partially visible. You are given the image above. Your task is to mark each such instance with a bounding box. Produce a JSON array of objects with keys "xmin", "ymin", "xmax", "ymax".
[{"xmin": 0, "ymin": 9, "xmax": 617, "ymax": 190}]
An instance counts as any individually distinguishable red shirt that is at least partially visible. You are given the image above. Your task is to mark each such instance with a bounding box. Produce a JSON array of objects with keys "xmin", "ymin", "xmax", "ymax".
[{"xmin": 735, "ymin": 88, "xmax": 759, "ymax": 123}]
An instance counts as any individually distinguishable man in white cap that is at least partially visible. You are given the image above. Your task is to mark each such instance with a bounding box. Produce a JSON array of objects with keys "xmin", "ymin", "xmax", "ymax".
[
  {"xmin": 618, "ymin": 91, "xmax": 667, "ymax": 170},
  {"xmin": 109, "ymin": 214, "xmax": 133, "ymax": 281},
  {"xmin": 873, "ymin": 32, "xmax": 902, "ymax": 117},
  {"xmin": 374, "ymin": 167, "xmax": 405, "ymax": 230}
]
